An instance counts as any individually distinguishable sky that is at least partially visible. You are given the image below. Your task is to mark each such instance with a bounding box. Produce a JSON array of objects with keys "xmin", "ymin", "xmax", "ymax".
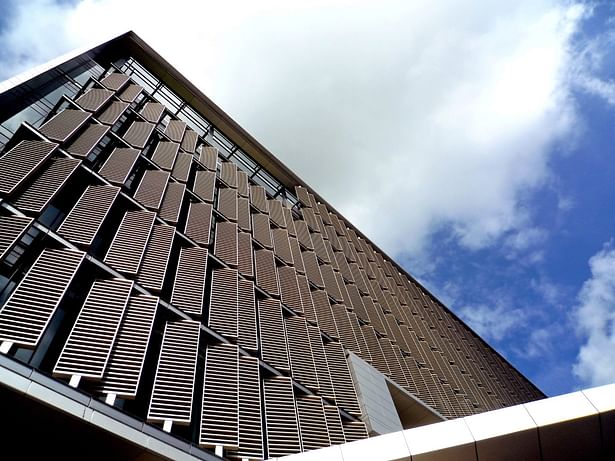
[{"xmin": 1, "ymin": 0, "xmax": 615, "ymax": 397}]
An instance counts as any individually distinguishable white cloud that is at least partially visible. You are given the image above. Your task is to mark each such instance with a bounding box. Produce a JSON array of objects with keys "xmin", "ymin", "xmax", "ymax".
[
  {"xmin": 459, "ymin": 303, "xmax": 526, "ymax": 342},
  {"xmin": 573, "ymin": 243, "xmax": 615, "ymax": 386}
]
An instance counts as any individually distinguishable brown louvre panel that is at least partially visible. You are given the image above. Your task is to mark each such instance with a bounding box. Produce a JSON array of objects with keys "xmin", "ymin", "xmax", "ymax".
[
  {"xmin": 362, "ymin": 325, "xmax": 391, "ymax": 376},
  {"xmin": 254, "ymin": 249, "xmax": 279, "ymax": 296},
  {"xmin": 136, "ymin": 224, "xmax": 175, "ymax": 291},
  {"xmin": 193, "ymin": 170, "xmax": 216, "ymax": 203},
  {"xmin": 148, "ymin": 320, "xmax": 201, "ymax": 425},
  {"xmin": 321, "ymin": 264, "xmax": 342, "ymax": 302},
  {"xmin": 284, "ymin": 207, "xmax": 297, "ymax": 237},
  {"xmin": 0, "ymin": 140, "xmax": 57, "ymax": 195},
  {"xmin": 263, "ymin": 377, "xmax": 302, "ymax": 457},
  {"xmin": 312, "ymin": 290, "xmax": 339, "ymax": 338},
  {"xmin": 337, "ymin": 272, "xmax": 352, "ymax": 306},
  {"xmin": 122, "ymin": 121, "xmax": 155, "ymax": 148},
  {"xmin": 104, "ymin": 210, "xmax": 156, "ymax": 275},
  {"xmin": 323, "ymin": 405, "xmax": 346, "ymax": 445},
  {"xmin": 236, "ymin": 170, "xmax": 249, "ymax": 198},
  {"xmin": 57, "ymin": 184, "xmax": 120, "ymax": 247},
  {"xmin": 159, "ymin": 182, "xmax": 185, "ymax": 224},
  {"xmin": 181, "ymin": 129, "xmax": 198, "ymax": 153},
  {"xmin": 100, "ymin": 72, "xmax": 129, "ymax": 91},
  {"xmin": 339, "ymin": 237, "xmax": 356, "ymax": 262},
  {"xmin": 369, "ymin": 261, "xmax": 380, "ymax": 282},
  {"xmin": 296, "ymin": 396, "xmax": 331, "ymax": 451},
  {"xmin": 252, "ymin": 213, "xmax": 273, "ymax": 249},
  {"xmin": 133, "ymin": 169, "xmax": 170, "ymax": 211},
  {"xmin": 258, "ymin": 299, "xmax": 289, "ymax": 370},
  {"xmin": 268, "ymin": 199, "xmax": 286, "ymax": 228},
  {"xmin": 332, "ymin": 305, "xmax": 359, "ymax": 352},
  {"xmin": 140, "ymin": 102, "xmax": 165, "ymax": 123},
  {"xmin": 237, "ymin": 197, "xmax": 251, "ymax": 232},
  {"xmin": 171, "ymin": 152, "xmax": 192, "ymax": 183},
  {"xmin": 0, "ymin": 216, "xmax": 33, "ymax": 260},
  {"xmin": 358, "ymin": 253, "xmax": 374, "ymax": 279},
  {"xmin": 295, "ymin": 220, "xmax": 313, "ymax": 249},
  {"xmin": 272, "ymin": 228, "xmax": 293, "ymax": 264},
  {"xmin": 220, "ymin": 162, "xmax": 237, "ymax": 188},
  {"xmin": 237, "ymin": 231, "xmax": 254, "ymax": 279},
  {"xmin": 53, "ymin": 278, "xmax": 133, "ymax": 379},
  {"xmin": 297, "ymin": 275, "xmax": 317, "ymax": 324},
  {"xmin": 312, "ymin": 232, "xmax": 330, "ymax": 263},
  {"xmin": 238, "ymin": 279, "xmax": 258, "ymax": 351},
  {"xmin": 66, "ymin": 123, "xmax": 109, "ymax": 157},
  {"xmin": 330, "ymin": 213, "xmax": 346, "ymax": 236},
  {"xmin": 249, "ymin": 185, "xmax": 269, "ymax": 213},
  {"xmin": 164, "ymin": 120, "xmax": 187, "ymax": 142},
  {"xmin": 209, "ymin": 269, "xmax": 238, "ymax": 338},
  {"xmin": 235, "ymin": 357, "xmax": 264, "ymax": 459},
  {"xmin": 348, "ymin": 311, "xmax": 372, "ymax": 362},
  {"xmin": 302, "ymin": 207, "xmax": 322, "ymax": 233},
  {"xmin": 98, "ymin": 147, "xmax": 140, "ymax": 185},
  {"xmin": 384, "ymin": 313, "xmax": 411, "ymax": 352},
  {"xmin": 171, "ymin": 247, "xmax": 208, "ymax": 316},
  {"xmin": 307, "ymin": 326, "xmax": 335, "ymax": 400},
  {"xmin": 324, "ymin": 225, "xmax": 341, "ymax": 251},
  {"xmin": 324, "ymin": 341, "xmax": 361, "ymax": 416},
  {"xmin": 285, "ymin": 316, "xmax": 319, "ymax": 390},
  {"xmin": 323, "ymin": 240, "xmax": 337, "ymax": 267},
  {"xmin": 343, "ymin": 422, "xmax": 369, "ymax": 442},
  {"xmin": 302, "ymin": 251, "xmax": 324, "ymax": 288},
  {"xmin": 184, "ymin": 202, "xmax": 212, "ymax": 245},
  {"xmin": 151, "ymin": 142, "xmax": 179, "ymax": 170},
  {"xmin": 75, "ymin": 88, "xmax": 114, "ymax": 112},
  {"xmin": 12, "ymin": 157, "xmax": 81, "ymax": 213},
  {"xmin": 99, "ymin": 295, "xmax": 158, "ymax": 397},
  {"xmin": 349, "ymin": 263, "xmax": 370, "ymax": 294},
  {"xmin": 347, "ymin": 229, "xmax": 361, "ymax": 250},
  {"xmin": 380, "ymin": 337, "xmax": 409, "ymax": 388},
  {"xmin": 361, "ymin": 240, "xmax": 376, "ymax": 262},
  {"xmin": 0, "ymin": 248, "xmax": 84, "ymax": 347},
  {"xmin": 217, "ymin": 187, "xmax": 238, "ymax": 221},
  {"xmin": 200, "ymin": 343, "xmax": 239, "ymax": 448},
  {"xmin": 335, "ymin": 252, "xmax": 353, "ymax": 282},
  {"xmin": 199, "ymin": 146, "xmax": 218, "ymax": 170},
  {"xmin": 214, "ymin": 221, "xmax": 238, "ymax": 267},
  {"xmin": 316, "ymin": 203, "xmax": 332, "ymax": 225},
  {"xmin": 346, "ymin": 284, "xmax": 369, "ymax": 320},
  {"xmin": 277, "ymin": 266, "xmax": 303, "ymax": 313},
  {"xmin": 289, "ymin": 237, "xmax": 304, "ymax": 273},
  {"xmin": 364, "ymin": 298, "xmax": 388, "ymax": 335},
  {"xmin": 118, "ymin": 83, "xmax": 143, "ymax": 103},
  {"xmin": 97, "ymin": 101, "xmax": 129, "ymax": 125},
  {"xmin": 294, "ymin": 186, "xmax": 312, "ymax": 207},
  {"xmin": 39, "ymin": 109, "xmax": 90, "ymax": 142}
]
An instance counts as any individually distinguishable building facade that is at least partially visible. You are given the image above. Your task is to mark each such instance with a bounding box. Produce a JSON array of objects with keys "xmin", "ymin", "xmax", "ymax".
[{"xmin": 0, "ymin": 32, "xmax": 543, "ymax": 460}]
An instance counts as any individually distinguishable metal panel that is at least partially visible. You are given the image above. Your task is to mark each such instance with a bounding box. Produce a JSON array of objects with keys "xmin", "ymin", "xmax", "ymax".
[
  {"xmin": 289, "ymin": 237, "xmax": 305, "ymax": 273},
  {"xmin": 164, "ymin": 120, "xmax": 187, "ymax": 142},
  {"xmin": 361, "ymin": 324, "xmax": 390, "ymax": 377},
  {"xmin": 66, "ymin": 123, "xmax": 110, "ymax": 158},
  {"xmin": 263, "ymin": 377, "xmax": 302, "ymax": 457},
  {"xmin": 199, "ymin": 146, "xmax": 218, "ymax": 171},
  {"xmin": 74, "ymin": 88, "xmax": 114, "ymax": 112},
  {"xmin": 97, "ymin": 101, "xmax": 129, "ymax": 126},
  {"xmin": 307, "ymin": 326, "xmax": 335, "ymax": 401},
  {"xmin": 133, "ymin": 169, "xmax": 170, "ymax": 211},
  {"xmin": 284, "ymin": 207, "xmax": 297, "ymax": 237},
  {"xmin": 220, "ymin": 162, "xmax": 237, "ymax": 188},
  {"xmin": 39, "ymin": 109, "xmax": 91, "ymax": 142},
  {"xmin": 363, "ymin": 296, "xmax": 388, "ymax": 335},
  {"xmin": 136, "ymin": 224, "xmax": 175, "ymax": 291},
  {"xmin": 258, "ymin": 299, "xmax": 289, "ymax": 371},
  {"xmin": 200, "ymin": 343, "xmax": 239, "ymax": 448},
  {"xmin": 350, "ymin": 262, "xmax": 370, "ymax": 294},
  {"xmin": 193, "ymin": 170, "xmax": 216, "ymax": 203},
  {"xmin": 295, "ymin": 220, "xmax": 313, "ymax": 249},
  {"xmin": 0, "ymin": 140, "xmax": 57, "ymax": 195},
  {"xmin": 330, "ymin": 213, "xmax": 346, "ymax": 236},
  {"xmin": 323, "ymin": 405, "xmax": 346, "ymax": 445},
  {"xmin": 302, "ymin": 207, "xmax": 322, "ymax": 233},
  {"xmin": 249, "ymin": 185, "xmax": 269, "ymax": 214},
  {"xmin": 348, "ymin": 311, "xmax": 372, "ymax": 363},
  {"xmin": 237, "ymin": 231, "xmax": 254, "ymax": 279},
  {"xmin": 321, "ymin": 264, "xmax": 342, "ymax": 302},
  {"xmin": 159, "ymin": 182, "xmax": 185, "ymax": 224},
  {"xmin": 57, "ymin": 184, "xmax": 120, "ymax": 247},
  {"xmin": 122, "ymin": 121, "xmax": 155, "ymax": 148},
  {"xmin": 277, "ymin": 266, "xmax": 303, "ymax": 313},
  {"xmin": 118, "ymin": 83, "xmax": 143, "ymax": 103},
  {"xmin": 325, "ymin": 225, "xmax": 341, "ymax": 251},
  {"xmin": 346, "ymin": 284, "xmax": 369, "ymax": 321},
  {"xmin": 302, "ymin": 251, "xmax": 324, "ymax": 288},
  {"xmin": 99, "ymin": 294, "xmax": 158, "ymax": 398},
  {"xmin": 171, "ymin": 151, "xmax": 192, "ymax": 183},
  {"xmin": 316, "ymin": 203, "xmax": 331, "ymax": 225},
  {"xmin": 238, "ymin": 279, "xmax": 258, "ymax": 351},
  {"xmin": 296, "ymin": 396, "xmax": 331, "ymax": 451},
  {"xmin": 294, "ymin": 186, "xmax": 312, "ymax": 207},
  {"xmin": 100, "ymin": 72, "xmax": 129, "ymax": 91},
  {"xmin": 342, "ymin": 422, "xmax": 369, "ymax": 442},
  {"xmin": 0, "ymin": 248, "xmax": 85, "ymax": 347},
  {"xmin": 214, "ymin": 221, "xmax": 238, "ymax": 267},
  {"xmin": 235, "ymin": 356, "xmax": 264, "ymax": 459},
  {"xmin": 297, "ymin": 274, "xmax": 317, "ymax": 325},
  {"xmin": 285, "ymin": 316, "xmax": 319, "ymax": 390},
  {"xmin": 311, "ymin": 290, "xmax": 339, "ymax": 339},
  {"xmin": 53, "ymin": 278, "xmax": 133, "ymax": 379},
  {"xmin": 171, "ymin": 247, "xmax": 208, "ymax": 316},
  {"xmin": 324, "ymin": 341, "xmax": 362, "ymax": 416},
  {"xmin": 104, "ymin": 210, "xmax": 156, "ymax": 275},
  {"xmin": 217, "ymin": 187, "xmax": 238, "ymax": 222},
  {"xmin": 237, "ymin": 170, "xmax": 249, "ymax": 197},
  {"xmin": 237, "ymin": 197, "xmax": 251, "ymax": 232},
  {"xmin": 140, "ymin": 102, "xmax": 165, "ymax": 123},
  {"xmin": 272, "ymin": 228, "xmax": 293, "ymax": 264},
  {"xmin": 254, "ymin": 249, "xmax": 279, "ymax": 296},
  {"xmin": 184, "ymin": 202, "xmax": 212, "ymax": 246},
  {"xmin": 151, "ymin": 142, "xmax": 179, "ymax": 170},
  {"xmin": 0, "ymin": 215, "xmax": 33, "ymax": 260},
  {"xmin": 332, "ymin": 305, "xmax": 360, "ymax": 353},
  {"xmin": 252, "ymin": 213, "xmax": 272, "ymax": 249},
  {"xmin": 209, "ymin": 268, "xmax": 238, "ymax": 338},
  {"xmin": 12, "ymin": 157, "xmax": 81, "ymax": 213},
  {"xmin": 148, "ymin": 320, "xmax": 201, "ymax": 425},
  {"xmin": 268, "ymin": 199, "xmax": 286, "ymax": 228},
  {"xmin": 181, "ymin": 129, "xmax": 198, "ymax": 153},
  {"xmin": 98, "ymin": 147, "xmax": 140, "ymax": 185}
]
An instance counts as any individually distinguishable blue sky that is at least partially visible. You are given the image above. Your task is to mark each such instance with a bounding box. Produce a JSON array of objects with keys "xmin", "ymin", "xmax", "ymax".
[{"xmin": 2, "ymin": 0, "xmax": 615, "ymax": 396}]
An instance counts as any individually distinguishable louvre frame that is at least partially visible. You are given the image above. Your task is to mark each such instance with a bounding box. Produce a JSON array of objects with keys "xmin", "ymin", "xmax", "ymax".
[
  {"xmin": 65, "ymin": 123, "xmax": 110, "ymax": 158},
  {"xmin": 238, "ymin": 279, "xmax": 258, "ymax": 351},
  {"xmin": 97, "ymin": 147, "xmax": 140, "ymax": 185},
  {"xmin": 159, "ymin": 181, "xmax": 186, "ymax": 224},
  {"xmin": 324, "ymin": 341, "xmax": 361, "ymax": 416},
  {"xmin": 184, "ymin": 201, "xmax": 213, "ymax": 246},
  {"xmin": 122, "ymin": 121, "xmax": 155, "ymax": 148},
  {"xmin": 263, "ymin": 376, "xmax": 302, "ymax": 457},
  {"xmin": 284, "ymin": 315, "xmax": 319, "ymax": 390},
  {"xmin": 331, "ymin": 305, "xmax": 360, "ymax": 353},
  {"xmin": 214, "ymin": 221, "xmax": 238, "ymax": 267},
  {"xmin": 258, "ymin": 299, "xmax": 290, "ymax": 371},
  {"xmin": 103, "ymin": 210, "xmax": 156, "ymax": 275},
  {"xmin": 133, "ymin": 169, "xmax": 170, "ymax": 211},
  {"xmin": 74, "ymin": 88, "xmax": 114, "ymax": 112},
  {"xmin": 136, "ymin": 224, "xmax": 175, "ymax": 291},
  {"xmin": 283, "ymin": 207, "xmax": 297, "ymax": 237},
  {"xmin": 236, "ymin": 170, "xmax": 249, "ymax": 198},
  {"xmin": 295, "ymin": 396, "xmax": 331, "ymax": 451},
  {"xmin": 0, "ymin": 140, "xmax": 58, "ymax": 196},
  {"xmin": 301, "ymin": 207, "xmax": 323, "ymax": 233},
  {"xmin": 237, "ymin": 231, "xmax": 254, "ymax": 279},
  {"xmin": 171, "ymin": 151, "xmax": 192, "ymax": 183},
  {"xmin": 171, "ymin": 247, "xmax": 208, "ymax": 316},
  {"xmin": 208, "ymin": 268, "xmax": 239, "ymax": 338},
  {"xmin": 217, "ymin": 187, "xmax": 238, "ymax": 222},
  {"xmin": 0, "ymin": 215, "xmax": 33, "ymax": 260},
  {"xmin": 254, "ymin": 249, "xmax": 279, "ymax": 296},
  {"xmin": 151, "ymin": 141, "xmax": 179, "ymax": 171},
  {"xmin": 312, "ymin": 232, "xmax": 330, "ymax": 263},
  {"xmin": 193, "ymin": 170, "xmax": 216, "ymax": 203},
  {"xmin": 294, "ymin": 186, "xmax": 312, "ymax": 208},
  {"xmin": 96, "ymin": 100, "xmax": 130, "ymax": 126},
  {"xmin": 39, "ymin": 109, "xmax": 91, "ymax": 142}
]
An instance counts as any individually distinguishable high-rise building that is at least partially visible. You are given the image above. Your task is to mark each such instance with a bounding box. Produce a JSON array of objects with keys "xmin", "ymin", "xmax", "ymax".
[{"xmin": 0, "ymin": 31, "xmax": 547, "ymax": 460}]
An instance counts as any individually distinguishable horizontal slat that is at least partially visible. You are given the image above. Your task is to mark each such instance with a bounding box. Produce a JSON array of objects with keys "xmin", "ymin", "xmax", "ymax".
[
  {"xmin": 193, "ymin": 170, "xmax": 216, "ymax": 203},
  {"xmin": 98, "ymin": 147, "xmax": 140, "ymax": 185},
  {"xmin": 0, "ymin": 215, "xmax": 33, "ymax": 260},
  {"xmin": 39, "ymin": 109, "xmax": 91, "ymax": 142},
  {"xmin": 171, "ymin": 247, "xmax": 208, "ymax": 316},
  {"xmin": 238, "ymin": 279, "xmax": 258, "ymax": 351},
  {"xmin": 103, "ymin": 210, "xmax": 156, "ymax": 275},
  {"xmin": 263, "ymin": 377, "xmax": 301, "ymax": 457},
  {"xmin": 159, "ymin": 182, "xmax": 185, "ymax": 224},
  {"xmin": 258, "ymin": 299, "xmax": 289, "ymax": 371},
  {"xmin": 0, "ymin": 140, "xmax": 57, "ymax": 195},
  {"xmin": 136, "ymin": 224, "xmax": 175, "ymax": 291},
  {"xmin": 209, "ymin": 268, "xmax": 238, "ymax": 338},
  {"xmin": 214, "ymin": 221, "xmax": 238, "ymax": 267},
  {"xmin": 65, "ymin": 123, "xmax": 110, "ymax": 158},
  {"xmin": 184, "ymin": 202, "xmax": 212, "ymax": 245},
  {"xmin": 254, "ymin": 249, "xmax": 279, "ymax": 296},
  {"xmin": 133, "ymin": 169, "xmax": 170, "ymax": 211},
  {"xmin": 343, "ymin": 421, "xmax": 369, "ymax": 442}
]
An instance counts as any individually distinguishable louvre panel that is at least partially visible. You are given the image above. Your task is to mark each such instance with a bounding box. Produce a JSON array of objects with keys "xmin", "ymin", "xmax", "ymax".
[
  {"xmin": 209, "ymin": 269, "xmax": 238, "ymax": 338},
  {"xmin": 148, "ymin": 320, "xmax": 201, "ymax": 424},
  {"xmin": 122, "ymin": 121, "xmax": 155, "ymax": 148},
  {"xmin": 235, "ymin": 356, "xmax": 264, "ymax": 459},
  {"xmin": 237, "ymin": 231, "xmax": 254, "ymax": 279},
  {"xmin": 75, "ymin": 88, "xmax": 114, "ymax": 112},
  {"xmin": 200, "ymin": 343, "xmax": 239, "ymax": 448},
  {"xmin": 214, "ymin": 221, "xmax": 238, "ymax": 267},
  {"xmin": 171, "ymin": 152, "xmax": 192, "ymax": 183},
  {"xmin": 363, "ymin": 297, "xmax": 388, "ymax": 335},
  {"xmin": 277, "ymin": 266, "xmax": 303, "ymax": 313},
  {"xmin": 295, "ymin": 220, "xmax": 313, "ymax": 249},
  {"xmin": 268, "ymin": 199, "xmax": 286, "ymax": 228},
  {"xmin": 252, "ymin": 213, "xmax": 273, "ymax": 249},
  {"xmin": 316, "ymin": 203, "xmax": 331, "ymax": 225},
  {"xmin": 159, "ymin": 182, "xmax": 185, "ymax": 224},
  {"xmin": 323, "ymin": 240, "xmax": 337, "ymax": 268},
  {"xmin": 311, "ymin": 290, "xmax": 339, "ymax": 339},
  {"xmin": 385, "ymin": 313, "xmax": 411, "ymax": 352},
  {"xmin": 193, "ymin": 170, "xmax": 216, "ymax": 203},
  {"xmin": 184, "ymin": 202, "xmax": 212, "ymax": 245},
  {"xmin": 99, "ymin": 294, "xmax": 158, "ymax": 397},
  {"xmin": 323, "ymin": 405, "xmax": 346, "ymax": 445},
  {"xmin": 302, "ymin": 251, "xmax": 324, "ymax": 288},
  {"xmin": 349, "ymin": 262, "xmax": 370, "ymax": 294},
  {"xmin": 220, "ymin": 161, "xmax": 237, "ymax": 188},
  {"xmin": 98, "ymin": 147, "xmax": 140, "ymax": 185},
  {"xmin": 347, "ymin": 229, "xmax": 361, "ymax": 250},
  {"xmin": 325, "ymin": 225, "xmax": 341, "ymax": 251},
  {"xmin": 249, "ymin": 185, "xmax": 269, "ymax": 213},
  {"xmin": 294, "ymin": 186, "xmax": 312, "ymax": 207},
  {"xmin": 180, "ymin": 129, "xmax": 198, "ymax": 153},
  {"xmin": 380, "ymin": 337, "xmax": 409, "ymax": 388},
  {"xmin": 312, "ymin": 232, "xmax": 330, "ymax": 263},
  {"xmin": 358, "ymin": 253, "xmax": 374, "ymax": 279},
  {"xmin": 324, "ymin": 341, "xmax": 361, "ymax": 416},
  {"xmin": 140, "ymin": 102, "xmax": 165, "ymax": 123},
  {"xmin": 285, "ymin": 316, "xmax": 319, "ymax": 390},
  {"xmin": 332, "ymin": 305, "xmax": 359, "ymax": 352},
  {"xmin": 361, "ymin": 239, "xmax": 376, "ymax": 262},
  {"xmin": 361, "ymin": 325, "xmax": 391, "ymax": 376},
  {"xmin": 0, "ymin": 140, "xmax": 57, "ymax": 195},
  {"xmin": 0, "ymin": 216, "xmax": 33, "ymax": 260},
  {"xmin": 339, "ymin": 236, "xmax": 355, "ymax": 262},
  {"xmin": 258, "ymin": 299, "xmax": 289, "ymax": 370},
  {"xmin": 57, "ymin": 184, "xmax": 120, "ymax": 246},
  {"xmin": 297, "ymin": 274, "xmax": 317, "ymax": 324},
  {"xmin": 263, "ymin": 377, "xmax": 302, "ymax": 457},
  {"xmin": 12, "ymin": 157, "xmax": 81, "ymax": 213},
  {"xmin": 104, "ymin": 210, "xmax": 156, "ymax": 275},
  {"xmin": 171, "ymin": 247, "xmax": 208, "ymax": 316},
  {"xmin": 284, "ymin": 207, "xmax": 297, "ymax": 237},
  {"xmin": 164, "ymin": 120, "xmax": 187, "ymax": 142},
  {"xmin": 272, "ymin": 228, "xmax": 293, "ymax": 264},
  {"xmin": 118, "ymin": 83, "xmax": 143, "ymax": 103},
  {"xmin": 343, "ymin": 422, "xmax": 369, "ymax": 442},
  {"xmin": 136, "ymin": 224, "xmax": 175, "ymax": 291},
  {"xmin": 237, "ymin": 197, "xmax": 251, "ymax": 231},
  {"xmin": 302, "ymin": 207, "xmax": 322, "ymax": 233},
  {"xmin": 238, "ymin": 279, "xmax": 258, "ymax": 351},
  {"xmin": 97, "ymin": 101, "xmax": 129, "ymax": 125},
  {"xmin": 199, "ymin": 146, "xmax": 218, "ymax": 170},
  {"xmin": 307, "ymin": 326, "xmax": 335, "ymax": 400},
  {"xmin": 289, "ymin": 237, "xmax": 305, "ymax": 273},
  {"xmin": 296, "ymin": 396, "xmax": 331, "ymax": 451},
  {"xmin": 217, "ymin": 187, "xmax": 237, "ymax": 221},
  {"xmin": 346, "ymin": 284, "xmax": 368, "ymax": 320},
  {"xmin": 254, "ymin": 249, "xmax": 279, "ymax": 296},
  {"xmin": 0, "ymin": 248, "xmax": 85, "ymax": 347},
  {"xmin": 329, "ymin": 213, "xmax": 346, "ymax": 236},
  {"xmin": 321, "ymin": 264, "xmax": 342, "ymax": 302},
  {"xmin": 100, "ymin": 72, "xmax": 129, "ymax": 91},
  {"xmin": 133, "ymin": 169, "xmax": 170, "ymax": 211},
  {"xmin": 337, "ymin": 271, "xmax": 352, "ymax": 306},
  {"xmin": 53, "ymin": 278, "xmax": 133, "ymax": 379},
  {"xmin": 151, "ymin": 142, "xmax": 179, "ymax": 170},
  {"xmin": 66, "ymin": 123, "xmax": 109, "ymax": 158},
  {"xmin": 348, "ymin": 311, "xmax": 372, "ymax": 362},
  {"xmin": 39, "ymin": 109, "xmax": 91, "ymax": 142}
]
